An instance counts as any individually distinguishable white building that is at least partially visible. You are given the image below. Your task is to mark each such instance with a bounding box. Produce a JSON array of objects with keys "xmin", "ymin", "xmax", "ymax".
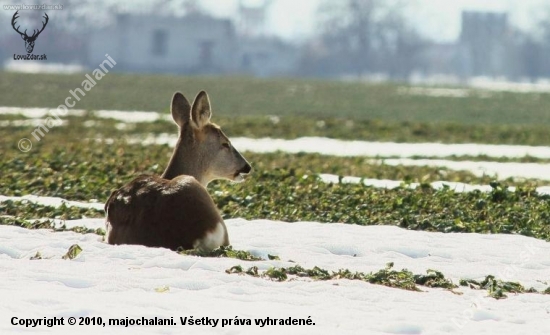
[{"xmin": 88, "ymin": 13, "xmax": 239, "ymax": 74}]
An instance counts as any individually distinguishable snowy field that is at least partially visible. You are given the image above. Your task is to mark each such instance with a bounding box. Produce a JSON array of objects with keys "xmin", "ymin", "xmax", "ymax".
[
  {"xmin": 2, "ymin": 218, "xmax": 550, "ymax": 335},
  {"xmin": 2, "ymin": 107, "xmax": 550, "ymax": 334}
]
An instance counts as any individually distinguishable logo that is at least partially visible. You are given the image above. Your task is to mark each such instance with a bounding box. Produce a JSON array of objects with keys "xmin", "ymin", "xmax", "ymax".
[{"xmin": 11, "ymin": 10, "xmax": 49, "ymax": 54}]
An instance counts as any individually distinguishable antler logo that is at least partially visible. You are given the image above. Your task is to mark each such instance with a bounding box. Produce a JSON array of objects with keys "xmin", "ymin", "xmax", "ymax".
[{"xmin": 11, "ymin": 11, "xmax": 49, "ymax": 54}]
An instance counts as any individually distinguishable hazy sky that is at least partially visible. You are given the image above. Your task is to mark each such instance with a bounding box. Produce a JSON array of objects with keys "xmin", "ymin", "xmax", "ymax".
[{"xmin": 200, "ymin": 0, "xmax": 550, "ymax": 42}]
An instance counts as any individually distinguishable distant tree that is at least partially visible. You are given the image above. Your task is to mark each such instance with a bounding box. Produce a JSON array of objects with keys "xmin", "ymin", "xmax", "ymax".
[
  {"xmin": 537, "ymin": 8, "xmax": 550, "ymax": 78},
  {"xmin": 302, "ymin": 0, "xmax": 426, "ymax": 79},
  {"xmin": 518, "ymin": 37, "xmax": 544, "ymax": 80}
]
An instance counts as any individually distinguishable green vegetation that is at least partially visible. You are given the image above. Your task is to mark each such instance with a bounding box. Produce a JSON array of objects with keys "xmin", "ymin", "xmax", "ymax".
[
  {"xmin": 459, "ymin": 276, "xmax": 537, "ymax": 300},
  {"xmin": 2, "ymin": 72, "xmax": 550, "ymax": 145},
  {"xmin": 227, "ymin": 262, "xmax": 549, "ymax": 299},
  {"xmin": 0, "ymin": 212, "xmax": 104, "ymax": 236},
  {"xmin": 216, "ymin": 174, "xmax": 550, "ymax": 241},
  {"xmin": 3, "ymin": 112, "xmax": 550, "ymax": 146},
  {"xmin": 0, "ymin": 199, "xmax": 104, "ymax": 235},
  {"xmin": 0, "ymin": 200, "xmax": 102, "ymax": 221},
  {"xmin": 1, "ymin": 72, "xmax": 549, "ymax": 125},
  {"xmin": 1, "ymin": 125, "xmax": 550, "ymax": 241},
  {"xmin": 4, "ymin": 124, "xmax": 544, "ymax": 201},
  {"xmin": 3, "ymin": 169, "xmax": 550, "ymax": 241},
  {"xmin": 178, "ymin": 245, "xmax": 262, "ymax": 261},
  {"xmin": 62, "ymin": 244, "xmax": 83, "ymax": 260}
]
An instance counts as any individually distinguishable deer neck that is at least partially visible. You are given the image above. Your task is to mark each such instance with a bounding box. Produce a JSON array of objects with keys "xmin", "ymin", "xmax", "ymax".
[{"xmin": 161, "ymin": 138, "xmax": 209, "ymax": 186}]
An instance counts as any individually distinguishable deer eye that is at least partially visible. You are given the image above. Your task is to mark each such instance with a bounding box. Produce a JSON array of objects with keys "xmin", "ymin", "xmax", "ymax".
[{"xmin": 222, "ymin": 143, "xmax": 231, "ymax": 149}]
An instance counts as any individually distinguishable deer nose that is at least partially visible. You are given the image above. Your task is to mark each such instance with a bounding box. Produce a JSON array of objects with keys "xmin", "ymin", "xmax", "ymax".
[{"xmin": 239, "ymin": 163, "xmax": 252, "ymax": 175}]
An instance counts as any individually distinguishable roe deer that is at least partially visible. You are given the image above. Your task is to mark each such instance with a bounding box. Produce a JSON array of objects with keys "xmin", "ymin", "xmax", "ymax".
[{"xmin": 104, "ymin": 91, "xmax": 251, "ymax": 251}]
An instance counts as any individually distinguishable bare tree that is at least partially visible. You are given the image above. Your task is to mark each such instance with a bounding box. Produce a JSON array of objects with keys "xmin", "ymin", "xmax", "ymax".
[
  {"xmin": 536, "ymin": 7, "xmax": 550, "ymax": 78},
  {"xmin": 303, "ymin": 0, "xmax": 425, "ymax": 79}
]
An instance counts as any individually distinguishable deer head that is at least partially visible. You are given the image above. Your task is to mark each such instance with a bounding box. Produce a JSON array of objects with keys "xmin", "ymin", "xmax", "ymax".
[
  {"xmin": 162, "ymin": 91, "xmax": 252, "ymax": 186},
  {"xmin": 12, "ymin": 11, "xmax": 49, "ymax": 54}
]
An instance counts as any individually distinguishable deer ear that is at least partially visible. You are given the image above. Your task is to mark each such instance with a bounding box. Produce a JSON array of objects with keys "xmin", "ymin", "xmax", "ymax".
[
  {"xmin": 191, "ymin": 91, "xmax": 212, "ymax": 129},
  {"xmin": 170, "ymin": 92, "xmax": 191, "ymax": 128}
]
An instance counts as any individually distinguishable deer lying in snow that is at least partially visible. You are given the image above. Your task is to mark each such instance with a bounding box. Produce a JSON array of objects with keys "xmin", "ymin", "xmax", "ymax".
[{"xmin": 104, "ymin": 91, "xmax": 251, "ymax": 251}]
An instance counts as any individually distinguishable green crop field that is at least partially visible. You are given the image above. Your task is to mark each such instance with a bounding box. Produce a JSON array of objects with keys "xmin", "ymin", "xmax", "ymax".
[
  {"xmin": 1, "ymin": 72, "xmax": 550, "ymax": 243},
  {"xmin": 0, "ymin": 72, "xmax": 549, "ymax": 242},
  {"xmin": 3, "ymin": 71, "xmax": 550, "ymax": 146},
  {"xmin": 1, "ymin": 71, "xmax": 550, "ymax": 124}
]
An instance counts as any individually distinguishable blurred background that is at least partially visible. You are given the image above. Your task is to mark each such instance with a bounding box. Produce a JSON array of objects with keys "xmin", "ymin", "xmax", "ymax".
[{"xmin": 2, "ymin": 0, "xmax": 550, "ymax": 84}]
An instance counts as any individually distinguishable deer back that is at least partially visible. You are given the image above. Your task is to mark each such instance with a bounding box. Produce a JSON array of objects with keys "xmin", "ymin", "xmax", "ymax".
[{"xmin": 105, "ymin": 174, "xmax": 228, "ymax": 251}]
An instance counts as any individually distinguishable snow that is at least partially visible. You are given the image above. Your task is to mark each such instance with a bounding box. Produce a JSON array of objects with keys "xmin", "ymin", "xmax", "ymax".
[
  {"xmin": 406, "ymin": 75, "xmax": 550, "ymax": 94},
  {"xmin": 93, "ymin": 110, "xmax": 169, "ymax": 123},
  {"xmin": 0, "ymin": 119, "xmax": 67, "ymax": 127},
  {"xmin": 0, "ymin": 107, "xmax": 164, "ymax": 123},
  {"xmin": 231, "ymin": 137, "xmax": 550, "ymax": 159},
  {"xmin": 0, "ymin": 107, "xmax": 86, "ymax": 118},
  {"xmin": 318, "ymin": 174, "xmax": 550, "ymax": 194},
  {"xmin": 3, "ymin": 61, "xmax": 86, "ymax": 74},
  {"xmin": 1, "ymin": 219, "xmax": 549, "ymax": 334},
  {"xmin": 397, "ymin": 86, "xmax": 472, "ymax": 98},
  {"xmin": 0, "ymin": 107, "xmax": 164, "ymax": 124},
  {"xmin": 407, "ymin": 77, "xmax": 550, "ymax": 94},
  {"xmin": 132, "ymin": 134, "xmax": 550, "ymax": 160},
  {"xmin": 381, "ymin": 159, "xmax": 550, "ymax": 181},
  {"xmin": 0, "ymin": 195, "xmax": 104, "ymax": 212},
  {"xmin": 468, "ymin": 77, "xmax": 550, "ymax": 94}
]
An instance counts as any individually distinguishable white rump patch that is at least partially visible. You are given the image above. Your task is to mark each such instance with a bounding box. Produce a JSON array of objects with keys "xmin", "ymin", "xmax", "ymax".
[{"xmin": 193, "ymin": 222, "xmax": 225, "ymax": 251}]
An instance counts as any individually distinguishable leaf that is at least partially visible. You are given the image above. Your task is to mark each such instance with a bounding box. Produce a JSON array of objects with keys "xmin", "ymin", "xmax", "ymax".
[
  {"xmin": 180, "ymin": 246, "xmax": 263, "ymax": 261},
  {"xmin": 62, "ymin": 244, "xmax": 82, "ymax": 260},
  {"xmin": 154, "ymin": 286, "xmax": 170, "ymax": 293},
  {"xmin": 30, "ymin": 251, "xmax": 42, "ymax": 260},
  {"xmin": 225, "ymin": 265, "xmax": 243, "ymax": 274},
  {"xmin": 245, "ymin": 266, "xmax": 259, "ymax": 276},
  {"xmin": 264, "ymin": 267, "xmax": 287, "ymax": 281}
]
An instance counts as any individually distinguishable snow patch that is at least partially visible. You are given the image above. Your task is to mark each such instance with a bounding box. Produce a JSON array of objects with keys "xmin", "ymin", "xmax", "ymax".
[
  {"xmin": 318, "ymin": 174, "xmax": 550, "ymax": 194},
  {"xmin": 4, "ymin": 61, "xmax": 86, "ymax": 74},
  {"xmin": 397, "ymin": 86, "xmax": 471, "ymax": 98},
  {"xmin": 126, "ymin": 134, "xmax": 550, "ymax": 161},
  {"xmin": 0, "ymin": 119, "xmax": 67, "ymax": 127},
  {"xmin": 0, "ymin": 195, "xmax": 104, "ymax": 211},
  {"xmin": 94, "ymin": 110, "xmax": 170, "ymax": 123},
  {"xmin": 382, "ymin": 159, "xmax": 550, "ymax": 181},
  {"xmin": 0, "ymin": 107, "xmax": 86, "ymax": 118}
]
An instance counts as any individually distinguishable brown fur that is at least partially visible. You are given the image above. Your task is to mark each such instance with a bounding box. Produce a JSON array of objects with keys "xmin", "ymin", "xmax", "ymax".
[{"xmin": 105, "ymin": 174, "xmax": 227, "ymax": 250}]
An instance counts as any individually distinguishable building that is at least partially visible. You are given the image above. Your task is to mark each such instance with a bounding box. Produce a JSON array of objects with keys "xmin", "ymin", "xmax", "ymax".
[
  {"xmin": 459, "ymin": 11, "xmax": 510, "ymax": 77},
  {"xmin": 88, "ymin": 13, "xmax": 239, "ymax": 74},
  {"xmin": 87, "ymin": 11, "xmax": 300, "ymax": 77}
]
